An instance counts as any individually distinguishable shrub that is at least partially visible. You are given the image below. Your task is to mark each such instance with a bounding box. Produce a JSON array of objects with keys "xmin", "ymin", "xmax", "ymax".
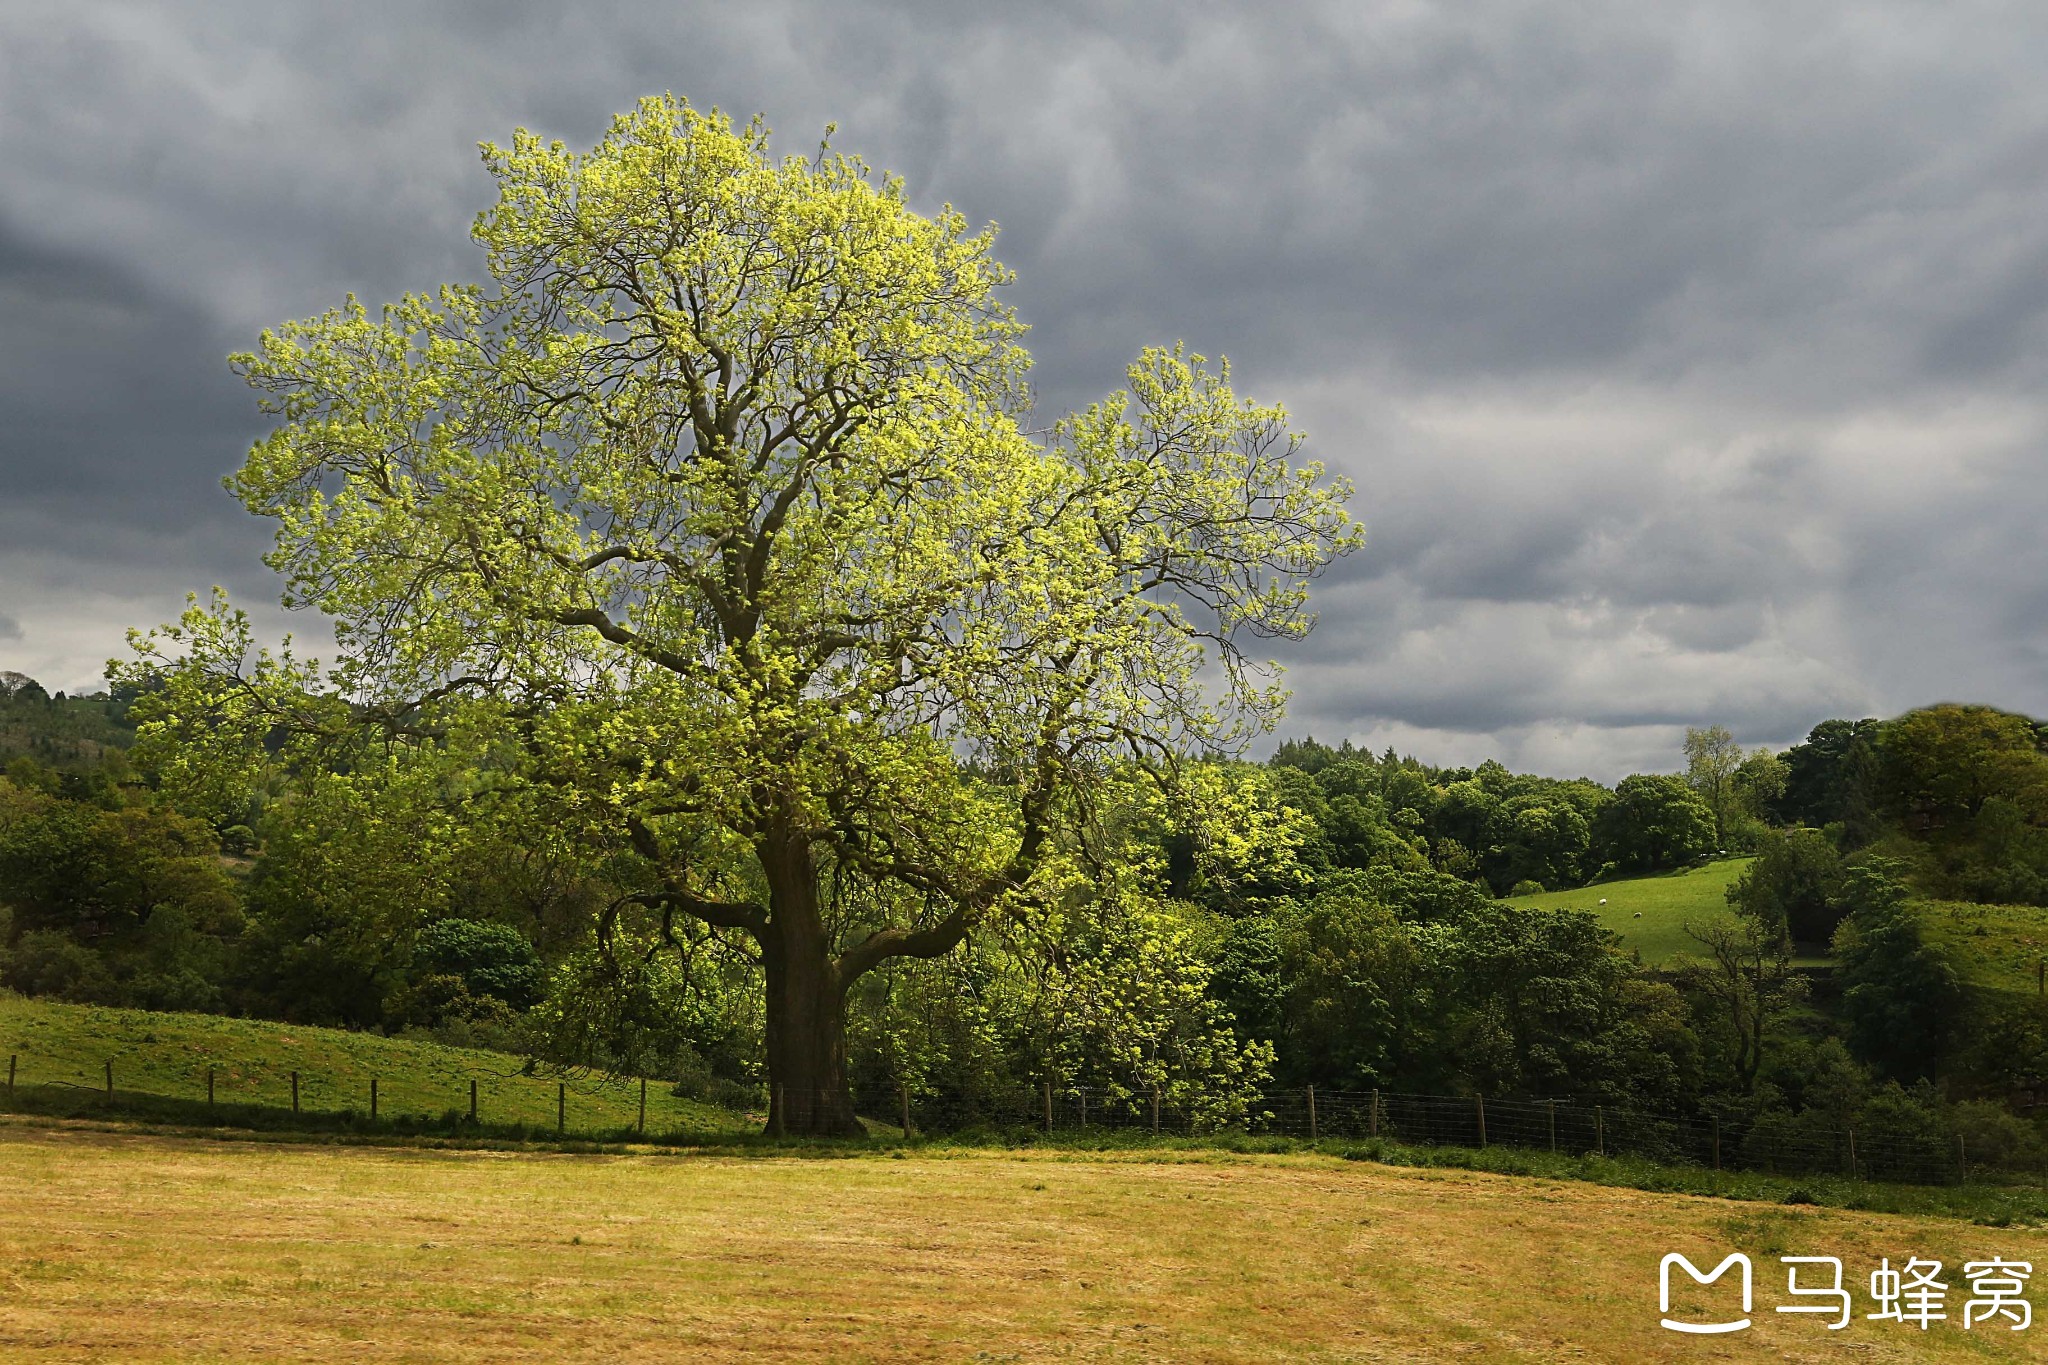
[
  {"xmin": 3, "ymin": 929, "xmax": 118, "ymax": 1003},
  {"xmin": 413, "ymin": 919, "xmax": 545, "ymax": 1011}
]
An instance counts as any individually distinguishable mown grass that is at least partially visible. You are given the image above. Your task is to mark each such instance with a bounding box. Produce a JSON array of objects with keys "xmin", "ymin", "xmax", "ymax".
[
  {"xmin": 0, "ymin": 991, "xmax": 752, "ymax": 1137},
  {"xmin": 1508, "ymin": 857, "xmax": 1753, "ymax": 962},
  {"xmin": 2, "ymin": 1122, "xmax": 2043, "ymax": 1362}
]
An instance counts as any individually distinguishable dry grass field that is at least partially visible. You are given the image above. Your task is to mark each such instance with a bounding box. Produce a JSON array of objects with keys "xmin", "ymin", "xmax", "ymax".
[{"xmin": 1, "ymin": 1119, "xmax": 2043, "ymax": 1363}]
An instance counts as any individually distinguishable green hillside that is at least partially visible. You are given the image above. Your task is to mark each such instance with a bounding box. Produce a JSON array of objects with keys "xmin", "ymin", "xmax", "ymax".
[
  {"xmin": 1508, "ymin": 858, "xmax": 1752, "ymax": 962},
  {"xmin": 0, "ymin": 678, "xmax": 135, "ymax": 772},
  {"xmin": 0, "ymin": 992, "xmax": 754, "ymax": 1136},
  {"xmin": 1917, "ymin": 899, "xmax": 2048, "ymax": 997}
]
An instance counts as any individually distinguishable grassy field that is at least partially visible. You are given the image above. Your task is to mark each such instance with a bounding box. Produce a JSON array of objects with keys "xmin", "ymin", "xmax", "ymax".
[
  {"xmin": 1509, "ymin": 858, "xmax": 1752, "ymax": 962},
  {"xmin": 0, "ymin": 992, "xmax": 752, "ymax": 1137},
  {"xmin": 0, "ymin": 1121, "xmax": 2042, "ymax": 1363},
  {"xmin": 1917, "ymin": 899, "xmax": 2048, "ymax": 997}
]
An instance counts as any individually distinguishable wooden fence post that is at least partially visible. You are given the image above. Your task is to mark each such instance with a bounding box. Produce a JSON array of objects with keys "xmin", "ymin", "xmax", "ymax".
[
  {"xmin": 1847, "ymin": 1127, "xmax": 1857, "ymax": 1180},
  {"xmin": 899, "ymin": 1081, "xmax": 911, "ymax": 1139},
  {"xmin": 1078, "ymin": 1087, "xmax": 1087, "ymax": 1130},
  {"xmin": 1044, "ymin": 1079, "xmax": 1053, "ymax": 1133},
  {"xmin": 370, "ymin": 1076, "xmax": 378, "ymax": 1119},
  {"xmin": 637, "ymin": 1077, "xmax": 647, "ymax": 1136},
  {"xmin": 1595, "ymin": 1105, "xmax": 1604, "ymax": 1157},
  {"xmin": 1370, "ymin": 1089, "xmax": 1380, "ymax": 1139},
  {"xmin": 1476, "ymin": 1094, "xmax": 1487, "ymax": 1147},
  {"xmin": 1307, "ymin": 1084, "xmax": 1318, "ymax": 1141},
  {"xmin": 558, "ymin": 1083, "xmax": 566, "ymax": 1137},
  {"xmin": 292, "ymin": 1071, "xmax": 300, "ymax": 1114},
  {"xmin": 1958, "ymin": 1133, "xmax": 1968, "ymax": 1183},
  {"xmin": 6, "ymin": 1053, "xmax": 13, "ymax": 1097}
]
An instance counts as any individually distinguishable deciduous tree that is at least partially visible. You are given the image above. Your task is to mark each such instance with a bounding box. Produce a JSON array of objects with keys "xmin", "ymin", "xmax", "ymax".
[{"xmin": 123, "ymin": 98, "xmax": 1357, "ymax": 1134}]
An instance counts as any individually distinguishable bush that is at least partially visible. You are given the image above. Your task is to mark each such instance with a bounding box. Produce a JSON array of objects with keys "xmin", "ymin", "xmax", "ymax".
[
  {"xmin": 1726, "ymin": 828, "xmax": 1844, "ymax": 946},
  {"xmin": 413, "ymin": 919, "xmax": 545, "ymax": 1011},
  {"xmin": 1950, "ymin": 1100, "xmax": 2048, "ymax": 1174},
  {"xmin": 1855, "ymin": 1082, "xmax": 1950, "ymax": 1182},
  {"xmin": 3, "ymin": 929, "xmax": 119, "ymax": 1003}
]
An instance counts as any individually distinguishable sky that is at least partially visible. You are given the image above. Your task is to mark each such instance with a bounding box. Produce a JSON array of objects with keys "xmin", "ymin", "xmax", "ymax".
[{"xmin": 3, "ymin": 1, "xmax": 2047, "ymax": 781}]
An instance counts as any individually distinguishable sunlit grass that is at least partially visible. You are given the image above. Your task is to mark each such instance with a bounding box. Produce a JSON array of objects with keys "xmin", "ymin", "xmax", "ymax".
[
  {"xmin": 0, "ymin": 1124, "xmax": 2042, "ymax": 1362},
  {"xmin": 1509, "ymin": 857, "xmax": 1754, "ymax": 962},
  {"xmin": 0, "ymin": 992, "xmax": 751, "ymax": 1136},
  {"xmin": 1919, "ymin": 898, "xmax": 2048, "ymax": 997}
]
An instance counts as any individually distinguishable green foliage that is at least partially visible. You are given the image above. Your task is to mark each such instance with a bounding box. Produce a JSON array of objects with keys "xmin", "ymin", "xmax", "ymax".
[
  {"xmin": 0, "ymin": 672, "xmax": 137, "ymax": 775},
  {"xmin": 1725, "ymin": 827, "xmax": 1845, "ymax": 946},
  {"xmin": 1775, "ymin": 718, "xmax": 1882, "ymax": 842},
  {"xmin": 1266, "ymin": 867, "xmax": 1687, "ymax": 1107},
  {"xmin": 0, "ymin": 777, "xmax": 241, "ymax": 1011},
  {"xmin": 527, "ymin": 931, "xmax": 763, "ymax": 1097},
  {"xmin": 1877, "ymin": 703, "xmax": 2048, "ymax": 829},
  {"xmin": 5, "ymin": 929, "xmax": 119, "ymax": 1003},
  {"xmin": 1832, "ymin": 860, "xmax": 1962, "ymax": 1084},
  {"xmin": 849, "ymin": 836, "xmax": 1277, "ymax": 1130},
  {"xmin": 121, "ymin": 95, "xmax": 1359, "ymax": 1132},
  {"xmin": 1273, "ymin": 889, "xmax": 1423, "ymax": 1091},
  {"xmin": 1682, "ymin": 725, "xmax": 1742, "ymax": 845},
  {"xmin": 1208, "ymin": 915, "xmax": 1284, "ymax": 1047},
  {"xmin": 413, "ymin": 919, "xmax": 545, "ymax": 1011},
  {"xmin": 1594, "ymin": 774, "xmax": 1716, "ymax": 873},
  {"xmin": 1670, "ymin": 912, "xmax": 1801, "ymax": 1093},
  {"xmin": 237, "ymin": 766, "xmax": 457, "ymax": 1027}
]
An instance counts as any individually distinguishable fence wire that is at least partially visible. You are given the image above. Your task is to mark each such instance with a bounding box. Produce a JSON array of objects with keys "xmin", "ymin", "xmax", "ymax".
[
  {"xmin": 0, "ymin": 1043, "xmax": 2026, "ymax": 1187},
  {"xmin": 865, "ymin": 1081, "xmax": 2013, "ymax": 1187}
]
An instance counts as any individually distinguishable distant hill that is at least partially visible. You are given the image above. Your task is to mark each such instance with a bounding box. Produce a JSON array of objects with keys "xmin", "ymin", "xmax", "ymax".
[{"xmin": 0, "ymin": 671, "xmax": 136, "ymax": 773}]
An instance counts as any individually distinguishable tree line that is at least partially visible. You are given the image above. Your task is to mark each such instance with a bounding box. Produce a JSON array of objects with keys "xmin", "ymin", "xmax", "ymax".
[{"xmin": 4, "ymin": 670, "xmax": 2045, "ymax": 1164}]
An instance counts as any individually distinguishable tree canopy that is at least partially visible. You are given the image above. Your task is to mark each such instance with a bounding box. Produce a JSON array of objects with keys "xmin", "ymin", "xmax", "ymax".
[{"xmin": 124, "ymin": 97, "xmax": 1359, "ymax": 1133}]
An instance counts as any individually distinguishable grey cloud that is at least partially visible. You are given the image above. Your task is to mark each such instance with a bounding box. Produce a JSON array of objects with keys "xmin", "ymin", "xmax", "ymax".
[{"xmin": 4, "ymin": 1, "xmax": 2048, "ymax": 780}]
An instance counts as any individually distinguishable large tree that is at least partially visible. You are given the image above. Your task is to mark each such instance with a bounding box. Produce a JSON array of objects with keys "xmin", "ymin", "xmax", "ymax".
[
  {"xmin": 127, "ymin": 98, "xmax": 1357, "ymax": 1134},
  {"xmin": 1682, "ymin": 724, "xmax": 1741, "ymax": 846}
]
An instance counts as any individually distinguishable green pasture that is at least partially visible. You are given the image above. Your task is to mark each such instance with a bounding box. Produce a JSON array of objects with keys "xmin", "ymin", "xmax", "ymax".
[
  {"xmin": 1917, "ymin": 899, "xmax": 2048, "ymax": 997},
  {"xmin": 0, "ymin": 992, "xmax": 752, "ymax": 1136},
  {"xmin": 1508, "ymin": 857, "xmax": 1752, "ymax": 962}
]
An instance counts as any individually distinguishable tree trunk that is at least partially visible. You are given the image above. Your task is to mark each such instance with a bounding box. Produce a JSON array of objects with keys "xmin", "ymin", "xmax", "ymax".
[{"xmin": 758, "ymin": 824, "xmax": 864, "ymax": 1137}]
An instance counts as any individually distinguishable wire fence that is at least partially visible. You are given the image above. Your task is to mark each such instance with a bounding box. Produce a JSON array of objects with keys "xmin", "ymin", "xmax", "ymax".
[
  {"xmin": 0, "ymin": 1046, "xmax": 705, "ymax": 1143},
  {"xmin": 1, "ymin": 1041, "xmax": 2036, "ymax": 1188},
  {"xmin": 870, "ymin": 1080, "xmax": 2034, "ymax": 1188}
]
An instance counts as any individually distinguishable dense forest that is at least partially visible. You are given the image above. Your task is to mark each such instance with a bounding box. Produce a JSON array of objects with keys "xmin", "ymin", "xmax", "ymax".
[{"xmin": 4, "ymin": 665, "xmax": 2047, "ymax": 1158}]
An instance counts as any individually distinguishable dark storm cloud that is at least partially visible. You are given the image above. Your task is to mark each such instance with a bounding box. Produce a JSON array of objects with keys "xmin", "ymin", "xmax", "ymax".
[{"xmin": 4, "ymin": 1, "xmax": 2048, "ymax": 772}]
